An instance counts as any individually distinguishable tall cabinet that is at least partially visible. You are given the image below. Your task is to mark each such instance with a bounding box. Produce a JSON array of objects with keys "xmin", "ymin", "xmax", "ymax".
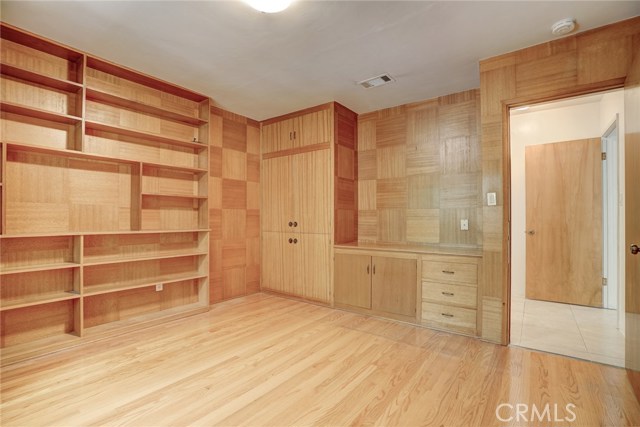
[
  {"xmin": 0, "ymin": 24, "xmax": 210, "ymax": 365},
  {"xmin": 260, "ymin": 103, "xmax": 357, "ymax": 303}
]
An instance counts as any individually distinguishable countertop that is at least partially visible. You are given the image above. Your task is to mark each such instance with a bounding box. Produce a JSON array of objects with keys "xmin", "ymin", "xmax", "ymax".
[{"xmin": 334, "ymin": 242, "xmax": 482, "ymax": 257}]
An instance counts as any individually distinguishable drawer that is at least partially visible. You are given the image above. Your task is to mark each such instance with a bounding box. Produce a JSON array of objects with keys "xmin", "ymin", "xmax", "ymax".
[
  {"xmin": 422, "ymin": 281, "xmax": 477, "ymax": 309},
  {"xmin": 422, "ymin": 261, "xmax": 477, "ymax": 285},
  {"xmin": 421, "ymin": 302, "xmax": 476, "ymax": 335}
]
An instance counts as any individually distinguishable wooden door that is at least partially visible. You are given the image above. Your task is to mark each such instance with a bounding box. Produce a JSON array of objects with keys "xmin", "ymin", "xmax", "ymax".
[
  {"xmin": 293, "ymin": 149, "xmax": 331, "ymax": 234},
  {"xmin": 261, "ymin": 231, "xmax": 285, "ymax": 293},
  {"xmin": 298, "ymin": 233, "xmax": 331, "ymax": 303},
  {"xmin": 262, "ymin": 156, "xmax": 293, "ymax": 232},
  {"xmin": 371, "ymin": 256, "xmax": 417, "ymax": 317},
  {"xmin": 334, "ymin": 253, "xmax": 372, "ymax": 309},
  {"xmin": 624, "ymin": 50, "xmax": 640, "ymax": 401},
  {"xmin": 298, "ymin": 109, "xmax": 331, "ymax": 148},
  {"xmin": 525, "ymin": 138, "xmax": 603, "ymax": 307}
]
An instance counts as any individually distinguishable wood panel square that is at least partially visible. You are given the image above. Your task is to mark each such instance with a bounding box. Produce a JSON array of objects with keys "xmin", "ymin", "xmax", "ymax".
[
  {"xmin": 377, "ymin": 178, "xmax": 407, "ymax": 209},
  {"xmin": 378, "ymin": 209, "xmax": 406, "ymax": 243},
  {"xmin": 337, "ymin": 145, "xmax": 355, "ymax": 180},
  {"xmin": 440, "ymin": 173, "xmax": 481, "ymax": 209},
  {"xmin": 406, "ymin": 209, "xmax": 440, "ymax": 244},
  {"xmin": 376, "ymin": 114, "xmax": 406, "ymax": 147},
  {"xmin": 222, "ymin": 242, "xmax": 246, "ymax": 269},
  {"xmin": 408, "ymin": 174, "xmax": 440, "ymax": 209},
  {"xmin": 358, "ymin": 149, "xmax": 376, "ymax": 180},
  {"xmin": 209, "ymin": 208, "xmax": 222, "ymax": 240},
  {"xmin": 209, "ymin": 114, "xmax": 223, "ymax": 147},
  {"xmin": 247, "ymin": 153, "xmax": 260, "ymax": 183},
  {"xmin": 439, "ymin": 208, "xmax": 481, "ymax": 247},
  {"xmin": 222, "ymin": 149, "xmax": 247, "ymax": 180},
  {"xmin": 247, "ymin": 125, "xmax": 260, "ymax": 154},
  {"xmin": 222, "ymin": 118, "xmax": 247, "ymax": 152},
  {"xmin": 209, "ymin": 176, "xmax": 222, "ymax": 209},
  {"xmin": 406, "ymin": 145, "xmax": 440, "ymax": 175},
  {"xmin": 246, "ymin": 209, "xmax": 260, "ymax": 238},
  {"xmin": 442, "ymin": 136, "xmax": 481, "ymax": 174},
  {"xmin": 246, "ymin": 181, "xmax": 260, "ymax": 210},
  {"xmin": 438, "ymin": 101, "xmax": 476, "ymax": 140},
  {"xmin": 407, "ymin": 106, "xmax": 438, "ymax": 148},
  {"xmin": 358, "ymin": 118, "xmax": 376, "ymax": 151},
  {"xmin": 358, "ymin": 210, "xmax": 378, "ymax": 242},
  {"xmin": 377, "ymin": 145, "xmax": 405, "ymax": 179},
  {"xmin": 246, "ymin": 237, "xmax": 260, "ymax": 267},
  {"xmin": 210, "ymin": 147, "xmax": 222, "ymax": 177},
  {"xmin": 358, "ymin": 180, "xmax": 376, "ymax": 210},
  {"xmin": 222, "ymin": 267, "xmax": 246, "ymax": 299},
  {"xmin": 222, "ymin": 209, "xmax": 246, "ymax": 241},
  {"xmin": 222, "ymin": 179, "xmax": 246, "ymax": 209}
]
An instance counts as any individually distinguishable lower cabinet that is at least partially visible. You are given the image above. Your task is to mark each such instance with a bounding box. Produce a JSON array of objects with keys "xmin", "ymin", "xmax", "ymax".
[
  {"xmin": 262, "ymin": 231, "xmax": 331, "ymax": 303},
  {"xmin": 334, "ymin": 251, "xmax": 417, "ymax": 320},
  {"xmin": 420, "ymin": 255, "xmax": 480, "ymax": 336}
]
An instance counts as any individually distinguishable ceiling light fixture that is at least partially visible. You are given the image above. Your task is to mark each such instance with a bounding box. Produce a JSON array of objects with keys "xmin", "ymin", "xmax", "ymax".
[
  {"xmin": 246, "ymin": 0, "xmax": 292, "ymax": 13},
  {"xmin": 551, "ymin": 18, "xmax": 576, "ymax": 36}
]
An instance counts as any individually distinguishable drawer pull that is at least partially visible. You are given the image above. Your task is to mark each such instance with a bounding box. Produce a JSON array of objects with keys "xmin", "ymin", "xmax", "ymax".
[
  {"xmin": 442, "ymin": 270, "xmax": 455, "ymax": 275},
  {"xmin": 441, "ymin": 313, "xmax": 454, "ymax": 318},
  {"xmin": 441, "ymin": 291, "xmax": 455, "ymax": 297}
]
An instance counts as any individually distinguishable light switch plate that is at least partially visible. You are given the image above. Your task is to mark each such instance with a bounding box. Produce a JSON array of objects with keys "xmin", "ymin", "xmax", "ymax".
[
  {"xmin": 461, "ymin": 219, "xmax": 469, "ymax": 231},
  {"xmin": 487, "ymin": 192, "xmax": 497, "ymax": 206}
]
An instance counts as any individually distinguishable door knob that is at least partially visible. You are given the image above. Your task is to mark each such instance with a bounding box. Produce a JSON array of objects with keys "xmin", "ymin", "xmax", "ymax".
[
  {"xmin": 526, "ymin": 230, "xmax": 536, "ymax": 235},
  {"xmin": 631, "ymin": 244, "xmax": 640, "ymax": 255}
]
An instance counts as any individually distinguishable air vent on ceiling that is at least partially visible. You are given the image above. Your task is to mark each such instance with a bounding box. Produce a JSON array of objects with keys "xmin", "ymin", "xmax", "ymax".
[{"xmin": 358, "ymin": 73, "xmax": 395, "ymax": 89}]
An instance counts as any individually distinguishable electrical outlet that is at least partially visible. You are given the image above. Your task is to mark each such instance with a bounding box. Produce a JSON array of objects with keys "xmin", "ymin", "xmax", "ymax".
[
  {"xmin": 461, "ymin": 219, "xmax": 469, "ymax": 231},
  {"xmin": 487, "ymin": 192, "xmax": 497, "ymax": 206},
  {"xmin": 155, "ymin": 284, "xmax": 163, "ymax": 292}
]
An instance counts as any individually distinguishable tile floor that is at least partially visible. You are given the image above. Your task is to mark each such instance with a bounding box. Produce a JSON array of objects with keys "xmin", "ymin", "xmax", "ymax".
[{"xmin": 510, "ymin": 295, "xmax": 625, "ymax": 367}]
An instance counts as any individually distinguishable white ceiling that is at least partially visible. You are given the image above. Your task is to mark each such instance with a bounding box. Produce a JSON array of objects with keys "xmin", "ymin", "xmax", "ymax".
[{"xmin": 1, "ymin": 1, "xmax": 638, "ymax": 121}]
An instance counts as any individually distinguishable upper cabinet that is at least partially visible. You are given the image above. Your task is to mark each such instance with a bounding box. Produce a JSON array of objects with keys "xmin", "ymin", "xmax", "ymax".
[{"xmin": 262, "ymin": 108, "xmax": 332, "ymax": 154}]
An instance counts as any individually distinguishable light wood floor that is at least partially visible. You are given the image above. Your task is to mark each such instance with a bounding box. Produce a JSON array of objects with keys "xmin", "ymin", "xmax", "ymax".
[{"xmin": 2, "ymin": 293, "xmax": 639, "ymax": 426}]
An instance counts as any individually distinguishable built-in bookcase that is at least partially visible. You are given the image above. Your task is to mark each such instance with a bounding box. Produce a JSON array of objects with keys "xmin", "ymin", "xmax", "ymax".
[{"xmin": 0, "ymin": 23, "xmax": 211, "ymax": 365}]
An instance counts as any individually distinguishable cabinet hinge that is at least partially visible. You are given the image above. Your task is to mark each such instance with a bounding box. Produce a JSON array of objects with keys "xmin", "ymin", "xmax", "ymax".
[
  {"xmin": 601, "ymin": 152, "xmax": 607, "ymax": 160},
  {"xmin": 602, "ymin": 277, "xmax": 607, "ymax": 287}
]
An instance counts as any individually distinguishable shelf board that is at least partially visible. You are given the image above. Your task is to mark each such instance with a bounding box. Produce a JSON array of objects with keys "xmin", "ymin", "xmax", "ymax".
[
  {"xmin": 0, "ymin": 229, "xmax": 209, "ymax": 239},
  {"xmin": 1, "ymin": 62, "xmax": 82, "ymax": 92},
  {"xmin": 0, "ymin": 262, "xmax": 80, "ymax": 276},
  {"xmin": 84, "ymin": 273, "xmax": 208, "ymax": 296},
  {"xmin": 0, "ymin": 101, "xmax": 82, "ymax": 125},
  {"xmin": 3, "ymin": 140, "xmax": 139, "ymax": 166},
  {"xmin": 85, "ymin": 120, "xmax": 208, "ymax": 151},
  {"xmin": 142, "ymin": 161, "xmax": 207, "ymax": 175},
  {"xmin": 86, "ymin": 87, "xmax": 207, "ymax": 126},
  {"xmin": 82, "ymin": 302, "xmax": 209, "ymax": 340},
  {"xmin": 84, "ymin": 251, "xmax": 207, "ymax": 267},
  {"xmin": 0, "ymin": 291, "xmax": 80, "ymax": 312},
  {"xmin": 141, "ymin": 192, "xmax": 207, "ymax": 200}
]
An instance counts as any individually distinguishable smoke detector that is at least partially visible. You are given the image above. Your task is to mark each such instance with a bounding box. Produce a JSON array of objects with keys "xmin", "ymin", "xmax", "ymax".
[
  {"xmin": 551, "ymin": 18, "xmax": 576, "ymax": 36},
  {"xmin": 358, "ymin": 74, "xmax": 395, "ymax": 89}
]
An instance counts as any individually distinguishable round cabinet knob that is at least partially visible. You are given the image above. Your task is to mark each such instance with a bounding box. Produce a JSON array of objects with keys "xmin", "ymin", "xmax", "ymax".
[
  {"xmin": 293, "ymin": 221, "xmax": 298, "ymax": 227},
  {"xmin": 288, "ymin": 238, "xmax": 293, "ymax": 244},
  {"xmin": 288, "ymin": 221, "xmax": 293, "ymax": 227},
  {"xmin": 293, "ymin": 238, "xmax": 298, "ymax": 244},
  {"xmin": 631, "ymin": 244, "xmax": 640, "ymax": 255},
  {"xmin": 526, "ymin": 230, "xmax": 536, "ymax": 235}
]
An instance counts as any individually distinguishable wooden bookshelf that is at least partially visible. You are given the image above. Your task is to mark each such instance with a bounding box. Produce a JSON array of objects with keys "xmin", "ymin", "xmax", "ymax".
[{"xmin": 0, "ymin": 22, "xmax": 211, "ymax": 364}]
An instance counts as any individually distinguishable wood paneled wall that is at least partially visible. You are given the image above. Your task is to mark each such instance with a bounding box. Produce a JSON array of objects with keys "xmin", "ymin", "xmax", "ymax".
[
  {"xmin": 334, "ymin": 103, "xmax": 358, "ymax": 243},
  {"xmin": 357, "ymin": 89, "xmax": 481, "ymax": 247},
  {"xmin": 209, "ymin": 107, "xmax": 260, "ymax": 303},
  {"xmin": 479, "ymin": 16, "xmax": 640, "ymax": 344}
]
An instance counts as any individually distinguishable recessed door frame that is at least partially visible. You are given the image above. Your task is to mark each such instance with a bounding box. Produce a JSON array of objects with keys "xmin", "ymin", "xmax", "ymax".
[{"xmin": 502, "ymin": 82, "xmax": 625, "ymax": 345}]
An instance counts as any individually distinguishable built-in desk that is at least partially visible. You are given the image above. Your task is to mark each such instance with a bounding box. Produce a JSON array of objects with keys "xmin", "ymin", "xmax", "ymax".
[{"xmin": 334, "ymin": 243, "xmax": 482, "ymax": 336}]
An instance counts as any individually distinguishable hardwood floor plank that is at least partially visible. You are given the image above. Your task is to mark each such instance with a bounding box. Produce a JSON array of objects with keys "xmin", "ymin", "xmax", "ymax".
[{"xmin": 1, "ymin": 293, "xmax": 639, "ymax": 426}]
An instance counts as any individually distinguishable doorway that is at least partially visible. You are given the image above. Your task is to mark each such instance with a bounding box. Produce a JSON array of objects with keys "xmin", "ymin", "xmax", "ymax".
[{"xmin": 509, "ymin": 89, "xmax": 626, "ymax": 367}]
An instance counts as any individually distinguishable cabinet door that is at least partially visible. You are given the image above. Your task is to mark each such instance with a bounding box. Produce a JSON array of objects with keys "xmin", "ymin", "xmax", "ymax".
[
  {"xmin": 261, "ymin": 232, "xmax": 286, "ymax": 293},
  {"xmin": 298, "ymin": 233, "xmax": 331, "ymax": 303},
  {"xmin": 371, "ymin": 256, "xmax": 417, "ymax": 317},
  {"xmin": 293, "ymin": 149, "xmax": 331, "ymax": 234},
  {"xmin": 298, "ymin": 109, "xmax": 331, "ymax": 148},
  {"xmin": 334, "ymin": 253, "xmax": 371, "ymax": 309},
  {"xmin": 262, "ymin": 156, "xmax": 293, "ymax": 232}
]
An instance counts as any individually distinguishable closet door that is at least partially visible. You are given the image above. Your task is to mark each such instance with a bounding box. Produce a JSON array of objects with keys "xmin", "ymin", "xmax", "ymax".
[
  {"xmin": 293, "ymin": 149, "xmax": 331, "ymax": 234},
  {"xmin": 261, "ymin": 232, "xmax": 286, "ymax": 293},
  {"xmin": 298, "ymin": 233, "xmax": 331, "ymax": 303},
  {"xmin": 262, "ymin": 156, "xmax": 293, "ymax": 232},
  {"xmin": 298, "ymin": 109, "xmax": 331, "ymax": 148}
]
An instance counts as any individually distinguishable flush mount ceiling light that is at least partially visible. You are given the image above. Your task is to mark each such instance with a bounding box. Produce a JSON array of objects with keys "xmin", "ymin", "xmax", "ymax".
[
  {"xmin": 246, "ymin": 0, "xmax": 292, "ymax": 13},
  {"xmin": 551, "ymin": 18, "xmax": 576, "ymax": 36},
  {"xmin": 358, "ymin": 73, "xmax": 395, "ymax": 89}
]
